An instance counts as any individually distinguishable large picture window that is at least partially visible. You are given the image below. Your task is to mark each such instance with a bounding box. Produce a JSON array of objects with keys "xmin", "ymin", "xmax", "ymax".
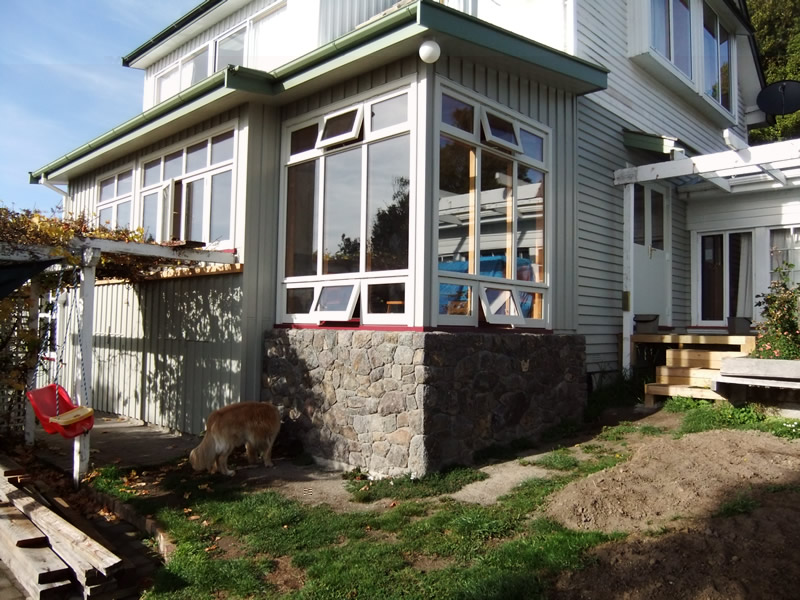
[
  {"xmin": 281, "ymin": 87, "xmax": 412, "ymax": 325},
  {"xmin": 437, "ymin": 86, "xmax": 548, "ymax": 327}
]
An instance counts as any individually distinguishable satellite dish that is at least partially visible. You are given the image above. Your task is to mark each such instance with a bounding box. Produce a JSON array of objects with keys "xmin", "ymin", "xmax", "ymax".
[{"xmin": 757, "ymin": 80, "xmax": 800, "ymax": 116}]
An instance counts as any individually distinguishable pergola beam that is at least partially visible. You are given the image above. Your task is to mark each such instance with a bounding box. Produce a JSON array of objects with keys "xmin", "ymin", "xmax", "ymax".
[
  {"xmin": 614, "ymin": 138, "xmax": 800, "ymax": 187},
  {"xmin": 0, "ymin": 239, "xmax": 238, "ymax": 265}
]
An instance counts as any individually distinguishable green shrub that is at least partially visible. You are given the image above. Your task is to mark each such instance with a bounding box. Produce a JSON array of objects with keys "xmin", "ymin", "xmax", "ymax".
[{"xmin": 751, "ymin": 262, "xmax": 800, "ymax": 360}]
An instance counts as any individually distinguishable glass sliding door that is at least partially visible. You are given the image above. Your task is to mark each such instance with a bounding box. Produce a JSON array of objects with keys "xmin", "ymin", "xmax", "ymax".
[{"xmin": 698, "ymin": 231, "xmax": 752, "ymax": 325}]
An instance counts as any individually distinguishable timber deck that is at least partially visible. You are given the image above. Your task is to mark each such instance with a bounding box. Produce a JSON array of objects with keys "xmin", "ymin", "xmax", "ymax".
[{"xmin": 632, "ymin": 334, "xmax": 756, "ymax": 407}]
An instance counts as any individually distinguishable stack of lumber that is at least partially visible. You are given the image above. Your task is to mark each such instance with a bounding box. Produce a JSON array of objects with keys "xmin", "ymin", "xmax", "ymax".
[{"xmin": 0, "ymin": 455, "xmax": 124, "ymax": 599}]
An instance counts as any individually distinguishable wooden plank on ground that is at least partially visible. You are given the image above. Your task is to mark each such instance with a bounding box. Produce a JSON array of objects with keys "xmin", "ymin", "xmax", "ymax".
[
  {"xmin": 0, "ymin": 502, "xmax": 48, "ymax": 547},
  {"xmin": 0, "ymin": 478, "xmax": 122, "ymax": 577},
  {"xmin": 0, "ymin": 527, "xmax": 71, "ymax": 593},
  {"xmin": 0, "ymin": 454, "xmax": 27, "ymax": 478}
]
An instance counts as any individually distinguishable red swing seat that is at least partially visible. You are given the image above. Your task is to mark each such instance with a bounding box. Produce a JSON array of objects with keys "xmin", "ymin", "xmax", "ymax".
[{"xmin": 26, "ymin": 384, "xmax": 94, "ymax": 439}]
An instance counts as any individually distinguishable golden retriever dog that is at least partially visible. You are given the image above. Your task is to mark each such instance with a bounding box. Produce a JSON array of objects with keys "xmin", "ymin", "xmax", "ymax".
[{"xmin": 189, "ymin": 402, "xmax": 281, "ymax": 476}]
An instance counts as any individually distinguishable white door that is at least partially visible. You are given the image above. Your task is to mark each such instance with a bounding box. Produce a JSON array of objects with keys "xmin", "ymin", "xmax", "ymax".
[{"xmin": 633, "ymin": 184, "xmax": 671, "ymax": 322}]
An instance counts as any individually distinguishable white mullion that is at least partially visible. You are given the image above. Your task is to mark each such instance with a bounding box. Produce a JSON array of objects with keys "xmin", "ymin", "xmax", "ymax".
[
  {"xmin": 203, "ymin": 172, "xmax": 212, "ymax": 243},
  {"xmin": 511, "ymin": 161, "xmax": 519, "ymax": 271},
  {"xmin": 316, "ymin": 158, "xmax": 325, "ymax": 276},
  {"xmin": 474, "ymin": 146, "xmax": 482, "ymax": 267},
  {"xmin": 360, "ymin": 144, "xmax": 369, "ymax": 274}
]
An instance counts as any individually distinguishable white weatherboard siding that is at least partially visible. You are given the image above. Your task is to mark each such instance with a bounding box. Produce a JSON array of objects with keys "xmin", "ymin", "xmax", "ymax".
[
  {"xmin": 576, "ymin": 97, "xmax": 692, "ymax": 374},
  {"xmin": 433, "ymin": 57, "xmax": 578, "ymax": 332},
  {"xmin": 53, "ymin": 274, "xmax": 242, "ymax": 434},
  {"xmin": 576, "ymin": 0, "xmax": 743, "ymax": 155},
  {"xmin": 687, "ymin": 188, "xmax": 800, "ymax": 231}
]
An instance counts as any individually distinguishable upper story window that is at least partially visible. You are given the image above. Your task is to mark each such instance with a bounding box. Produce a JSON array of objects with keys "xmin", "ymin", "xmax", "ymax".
[
  {"xmin": 97, "ymin": 169, "xmax": 133, "ymax": 230},
  {"xmin": 631, "ymin": 0, "xmax": 738, "ymax": 122},
  {"xmin": 437, "ymin": 85, "xmax": 549, "ymax": 328},
  {"xmin": 702, "ymin": 3, "xmax": 731, "ymax": 110},
  {"xmin": 152, "ymin": 1, "xmax": 291, "ymax": 107},
  {"xmin": 280, "ymin": 85, "xmax": 413, "ymax": 325},
  {"xmin": 651, "ymin": 0, "xmax": 692, "ymax": 78},
  {"xmin": 215, "ymin": 28, "xmax": 246, "ymax": 72},
  {"xmin": 139, "ymin": 129, "xmax": 236, "ymax": 246},
  {"xmin": 155, "ymin": 48, "xmax": 211, "ymax": 105}
]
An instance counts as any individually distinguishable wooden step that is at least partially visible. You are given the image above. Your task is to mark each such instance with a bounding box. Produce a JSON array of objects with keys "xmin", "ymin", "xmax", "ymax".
[
  {"xmin": 644, "ymin": 383, "xmax": 726, "ymax": 407},
  {"xmin": 655, "ymin": 366, "xmax": 719, "ymax": 387},
  {"xmin": 666, "ymin": 349, "xmax": 746, "ymax": 369}
]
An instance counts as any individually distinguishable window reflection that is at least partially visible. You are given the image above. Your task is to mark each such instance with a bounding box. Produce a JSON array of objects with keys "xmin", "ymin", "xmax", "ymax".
[
  {"xmin": 480, "ymin": 152, "xmax": 513, "ymax": 279},
  {"xmin": 323, "ymin": 148, "xmax": 362, "ymax": 274},
  {"xmin": 442, "ymin": 94, "xmax": 474, "ymax": 133},
  {"xmin": 371, "ymin": 94, "xmax": 407, "ymax": 131},
  {"xmin": 517, "ymin": 165, "xmax": 544, "ymax": 283},
  {"xmin": 438, "ymin": 135, "xmax": 474, "ymax": 273},
  {"xmin": 367, "ymin": 135, "xmax": 409, "ymax": 271},
  {"xmin": 285, "ymin": 161, "xmax": 317, "ymax": 277}
]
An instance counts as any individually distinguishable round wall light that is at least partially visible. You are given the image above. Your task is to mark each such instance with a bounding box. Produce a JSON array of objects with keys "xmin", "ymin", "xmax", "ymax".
[{"xmin": 419, "ymin": 40, "xmax": 441, "ymax": 64}]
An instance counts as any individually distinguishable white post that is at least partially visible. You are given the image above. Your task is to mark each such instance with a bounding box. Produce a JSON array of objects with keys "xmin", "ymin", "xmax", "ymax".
[
  {"xmin": 25, "ymin": 280, "xmax": 40, "ymax": 446},
  {"xmin": 73, "ymin": 248, "xmax": 100, "ymax": 488},
  {"xmin": 622, "ymin": 182, "xmax": 635, "ymax": 371}
]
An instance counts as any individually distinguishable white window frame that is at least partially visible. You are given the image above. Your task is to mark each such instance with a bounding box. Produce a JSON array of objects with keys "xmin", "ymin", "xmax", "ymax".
[
  {"xmin": 478, "ymin": 283, "xmax": 526, "ymax": 326},
  {"xmin": 313, "ymin": 280, "xmax": 361, "ymax": 322},
  {"xmin": 692, "ymin": 228, "xmax": 755, "ymax": 327},
  {"xmin": 362, "ymin": 276, "xmax": 408, "ymax": 325},
  {"xmin": 480, "ymin": 107, "xmax": 523, "ymax": 153},
  {"xmin": 435, "ymin": 82, "xmax": 551, "ymax": 329},
  {"xmin": 215, "ymin": 25, "xmax": 248, "ymax": 72},
  {"xmin": 279, "ymin": 79, "xmax": 417, "ymax": 327},
  {"xmin": 315, "ymin": 105, "xmax": 365, "ymax": 149},
  {"xmin": 628, "ymin": 0, "xmax": 738, "ymax": 124},
  {"xmin": 96, "ymin": 167, "xmax": 134, "ymax": 230},
  {"xmin": 137, "ymin": 123, "xmax": 237, "ymax": 247}
]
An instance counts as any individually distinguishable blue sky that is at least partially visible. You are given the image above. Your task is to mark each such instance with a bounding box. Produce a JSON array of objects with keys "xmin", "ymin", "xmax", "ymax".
[{"xmin": 0, "ymin": 0, "xmax": 200, "ymax": 214}]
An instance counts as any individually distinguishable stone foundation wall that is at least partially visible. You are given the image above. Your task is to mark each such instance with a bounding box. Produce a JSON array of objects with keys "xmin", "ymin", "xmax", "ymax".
[{"xmin": 263, "ymin": 329, "xmax": 586, "ymax": 476}]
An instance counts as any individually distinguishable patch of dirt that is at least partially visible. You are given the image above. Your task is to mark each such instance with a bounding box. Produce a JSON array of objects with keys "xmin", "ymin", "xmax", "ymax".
[
  {"xmin": 265, "ymin": 555, "xmax": 306, "ymax": 593},
  {"xmin": 546, "ymin": 425, "xmax": 800, "ymax": 600}
]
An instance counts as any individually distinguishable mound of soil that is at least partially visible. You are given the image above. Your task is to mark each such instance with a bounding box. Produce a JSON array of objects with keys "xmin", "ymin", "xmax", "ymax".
[{"xmin": 548, "ymin": 429, "xmax": 800, "ymax": 599}]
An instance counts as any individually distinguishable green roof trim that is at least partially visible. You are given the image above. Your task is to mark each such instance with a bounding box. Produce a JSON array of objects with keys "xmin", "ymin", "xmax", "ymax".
[
  {"xmin": 622, "ymin": 129, "xmax": 700, "ymax": 157},
  {"xmin": 31, "ymin": 0, "xmax": 607, "ymax": 183},
  {"xmin": 122, "ymin": 0, "xmax": 226, "ymax": 67}
]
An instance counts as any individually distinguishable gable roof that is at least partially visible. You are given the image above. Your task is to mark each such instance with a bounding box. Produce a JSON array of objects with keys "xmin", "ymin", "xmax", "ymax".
[{"xmin": 30, "ymin": 0, "xmax": 607, "ymax": 185}]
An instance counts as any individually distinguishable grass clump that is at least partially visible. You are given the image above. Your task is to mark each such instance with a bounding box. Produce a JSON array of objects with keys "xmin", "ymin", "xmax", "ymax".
[
  {"xmin": 715, "ymin": 493, "xmax": 759, "ymax": 517},
  {"xmin": 531, "ymin": 448, "xmax": 580, "ymax": 471},
  {"xmin": 665, "ymin": 396, "xmax": 800, "ymax": 440},
  {"xmin": 344, "ymin": 466, "xmax": 489, "ymax": 503},
  {"xmin": 597, "ymin": 421, "xmax": 666, "ymax": 441}
]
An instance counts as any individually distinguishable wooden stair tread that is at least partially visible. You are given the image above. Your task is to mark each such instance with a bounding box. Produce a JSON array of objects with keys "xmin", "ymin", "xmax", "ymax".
[{"xmin": 644, "ymin": 383, "xmax": 726, "ymax": 407}]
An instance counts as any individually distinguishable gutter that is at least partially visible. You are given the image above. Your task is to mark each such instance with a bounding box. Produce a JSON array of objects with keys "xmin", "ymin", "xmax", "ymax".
[{"xmin": 29, "ymin": 70, "xmax": 229, "ymax": 183}]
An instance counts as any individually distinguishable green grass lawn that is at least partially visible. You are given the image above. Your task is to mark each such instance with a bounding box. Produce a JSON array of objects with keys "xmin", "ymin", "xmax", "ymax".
[{"xmin": 88, "ymin": 396, "xmax": 800, "ymax": 600}]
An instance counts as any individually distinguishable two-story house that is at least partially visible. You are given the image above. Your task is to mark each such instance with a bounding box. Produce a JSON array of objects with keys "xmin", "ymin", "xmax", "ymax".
[{"xmin": 29, "ymin": 0, "xmax": 774, "ymax": 475}]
